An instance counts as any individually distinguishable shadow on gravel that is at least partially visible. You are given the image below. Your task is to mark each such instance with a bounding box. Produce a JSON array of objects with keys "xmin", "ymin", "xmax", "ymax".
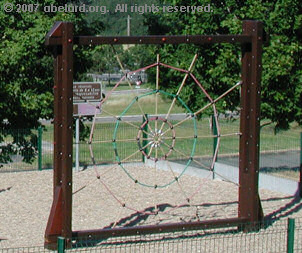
[
  {"xmin": 265, "ymin": 195, "xmax": 302, "ymax": 222},
  {"xmin": 72, "ymin": 196, "xmax": 302, "ymax": 249},
  {"xmin": 0, "ymin": 186, "xmax": 12, "ymax": 193}
]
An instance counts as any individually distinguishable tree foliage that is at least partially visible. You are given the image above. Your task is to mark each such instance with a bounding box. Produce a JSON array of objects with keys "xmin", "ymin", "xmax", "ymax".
[
  {"xmin": 1, "ymin": 0, "xmax": 301, "ymax": 166},
  {"xmin": 145, "ymin": 0, "xmax": 302, "ymax": 130},
  {"xmin": 88, "ymin": 0, "xmax": 159, "ymax": 36},
  {"xmin": 0, "ymin": 0, "xmax": 96, "ymax": 165}
]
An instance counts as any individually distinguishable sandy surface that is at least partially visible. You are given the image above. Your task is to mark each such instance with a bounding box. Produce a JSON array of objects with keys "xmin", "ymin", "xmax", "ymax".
[{"xmin": 0, "ymin": 164, "xmax": 301, "ymax": 249}]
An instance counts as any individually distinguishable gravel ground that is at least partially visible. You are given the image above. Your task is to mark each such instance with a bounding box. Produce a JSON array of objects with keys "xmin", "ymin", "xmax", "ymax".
[{"xmin": 0, "ymin": 165, "xmax": 301, "ymax": 249}]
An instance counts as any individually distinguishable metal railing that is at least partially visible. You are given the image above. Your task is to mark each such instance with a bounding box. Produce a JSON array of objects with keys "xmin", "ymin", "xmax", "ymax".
[
  {"xmin": 65, "ymin": 218, "xmax": 301, "ymax": 253},
  {"xmin": 0, "ymin": 120, "xmax": 301, "ymax": 182},
  {"xmin": 1, "ymin": 218, "xmax": 301, "ymax": 253}
]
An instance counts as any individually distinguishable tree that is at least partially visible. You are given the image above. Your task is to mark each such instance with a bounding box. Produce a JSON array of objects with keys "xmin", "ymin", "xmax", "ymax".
[
  {"xmin": 145, "ymin": 0, "xmax": 302, "ymax": 130},
  {"xmin": 88, "ymin": 0, "xmax": 159, "ymax": 36},
  {"xmin": 0, "ymin": 0, "xmax": 99, "ymax": 166}
]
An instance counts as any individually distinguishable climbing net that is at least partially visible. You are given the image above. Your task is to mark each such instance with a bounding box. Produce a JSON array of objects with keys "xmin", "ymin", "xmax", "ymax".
[{"xmin": 74, "ymin": 50, "xmax": 242, "ymax": 226}]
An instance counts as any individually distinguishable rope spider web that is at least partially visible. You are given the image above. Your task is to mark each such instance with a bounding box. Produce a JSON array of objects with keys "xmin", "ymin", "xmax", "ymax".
[{"xmin": 74, "ymin": 47, "xmax": 242, "ymax": 227}]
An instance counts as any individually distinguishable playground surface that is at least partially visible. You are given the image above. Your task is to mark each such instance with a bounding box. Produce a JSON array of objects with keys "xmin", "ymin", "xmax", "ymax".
[{"xmin": 0, "ymin": 167, "xmax": 302, "ymax": 249}]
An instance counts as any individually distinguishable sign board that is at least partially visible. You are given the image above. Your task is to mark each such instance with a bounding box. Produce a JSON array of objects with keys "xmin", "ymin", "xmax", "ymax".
[
  {"xmin": 73, "ymin": 82, "xmax": 101, "ymax": 102},
  {"xmin": 73, "ymin": 103, "xmax": 101, "ymax": 116},
  {"xmin": 73, "ymin": 82, "xmax": 102, "ymax": 116}
]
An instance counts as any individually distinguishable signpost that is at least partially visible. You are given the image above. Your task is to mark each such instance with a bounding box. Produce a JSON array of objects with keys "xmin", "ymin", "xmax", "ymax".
[
  {"xmin": 73, "ymin": 82, "xmax": 102, "ymax": 116},
  {"xmin": 74, "ymin": 82, "xmax": 102, "ymax": 101},
  {"xmin": 73, "ymin": 82, "xmax": 103, "ymax": 171}
]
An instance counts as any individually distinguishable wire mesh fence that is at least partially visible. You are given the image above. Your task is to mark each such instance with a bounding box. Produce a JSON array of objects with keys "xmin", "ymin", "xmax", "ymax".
[
  {"xmin": 0, "ymin": 119, "xmax": 301, "ymax": 181},
  {"xmin": 0, "ymin": 246, "xmax": 54, "ymax": 253},
  {"xmin": 217, "ymin": 120, "xmax": 301, "ymax": 181},
  {"xmin": 64, "ymin": 218, "xmax": 302, "ymax": 252},
  {"xmin": 64, "ymin": 220, "xmax": 292, "ymax": 253},
  {"xmin": 0, "ymin": 126, "xmax": 54, "ymax": 172},
  {"xmin": 0, "ymin": 218, "xmax": 295, "ymax": 253},
  {"xmin": 0, "ymin": 213, "xmax": 301, "ymax": 252},
  {"xmin": 259, "ymin": 125, "xmax": 301, "ymax": 181}
]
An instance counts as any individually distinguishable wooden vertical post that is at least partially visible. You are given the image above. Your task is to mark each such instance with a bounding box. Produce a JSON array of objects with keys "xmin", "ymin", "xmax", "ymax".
[
  {"xmin": 60, "ymin": 21, "xmax": 74, "ymax": 242},
  {"xmin": 239, "ymin": 20, "xmax": 264, "ymax": 224},
  {"xmin": 45, "ymin": 22, "xmax": 74, "ymax": 248}
]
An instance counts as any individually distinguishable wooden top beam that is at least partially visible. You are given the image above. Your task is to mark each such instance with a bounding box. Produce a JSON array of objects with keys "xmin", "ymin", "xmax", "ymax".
[
  {"xmin": 46, "ymin": 34, "xmax": 253, "ymax": 46},
  {"xmin": 45, "ymin": 21, "xmax": 63, "ymax": 46}
]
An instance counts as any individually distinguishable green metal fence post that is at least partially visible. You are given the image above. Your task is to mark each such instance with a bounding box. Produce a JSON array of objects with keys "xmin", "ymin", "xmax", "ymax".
[
  {"xmin": 57, "ymin": 237, "xmax": 66, "ymax": 253},
  {"xmin": 38, "ymin": 126, "xmax": 43, "ymax": 171},
  {"xmin": 299, "ymin": 132, "xmax": 302, "ymax": 198},
  {"xmin": 142, "ymin": 114, "xmax": 148, "ymax": 163},
  {"xmin": 287, "ymin": 218, "xmax": 295, "ymax": 253},
  {"xmin": 212, "ymin": 115, "xmax": 218, "ymax": 179}
]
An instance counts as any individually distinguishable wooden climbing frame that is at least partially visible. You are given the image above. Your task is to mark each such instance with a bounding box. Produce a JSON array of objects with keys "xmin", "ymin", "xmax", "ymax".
[{"xmin": 44, "ymin": 20, "xmax": 265, "ymax": 248}]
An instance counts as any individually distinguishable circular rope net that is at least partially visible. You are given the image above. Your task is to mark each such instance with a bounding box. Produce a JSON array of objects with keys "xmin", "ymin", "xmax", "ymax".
[{"xmin": 74, "ymin": 52, "xmax": 242, "ymax": 222}]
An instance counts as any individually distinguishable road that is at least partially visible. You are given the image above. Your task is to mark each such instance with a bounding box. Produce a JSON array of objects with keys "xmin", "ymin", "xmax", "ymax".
[
  {"xmin": 111, "ymin": 88, "xmax": 152, "ymax": 95},
  {"xmin": 217, "ymin": 150, "xmax": 300, "ymax": 170},
  {"xmin": 94, "ymin": 113, "xmax": 188, "ymax": 123}
]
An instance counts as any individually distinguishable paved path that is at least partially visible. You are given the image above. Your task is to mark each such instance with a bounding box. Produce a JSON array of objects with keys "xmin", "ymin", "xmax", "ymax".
[
  {"xmin": 111, "ymin": 88, "xmax": 152, "ymax": 95},
  {"xmin": 218, "ymin": 150, "xmax": 300, "ymax": 169}
]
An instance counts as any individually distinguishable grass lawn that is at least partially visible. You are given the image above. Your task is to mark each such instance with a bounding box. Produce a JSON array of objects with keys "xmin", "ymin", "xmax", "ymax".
[
  {"xmin": 38, "ymin": 118, "xmax": 301, "ymax": 170},
  {"xmin": 1, "ymin": 89, "xmax": 300, "ymax": 177},
  {"xmin": 101, "ymin": 90, "xmax": 185, "ymax": 117}
]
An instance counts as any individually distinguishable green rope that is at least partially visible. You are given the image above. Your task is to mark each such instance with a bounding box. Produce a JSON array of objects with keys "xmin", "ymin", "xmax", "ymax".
[{"xmin": 113, "ymin": 90, "xmax": 197, "ymax": 188}]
